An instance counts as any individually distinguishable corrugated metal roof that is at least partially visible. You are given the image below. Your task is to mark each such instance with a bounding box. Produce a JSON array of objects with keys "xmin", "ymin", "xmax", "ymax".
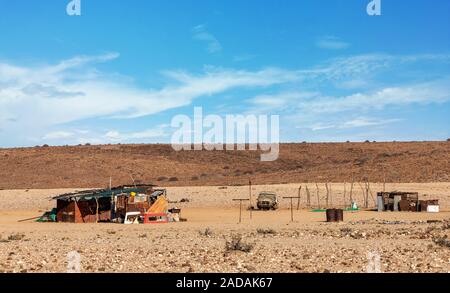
[{"xmin": 53, "ymin": 184, "xmax": 156, "ymax": 201}]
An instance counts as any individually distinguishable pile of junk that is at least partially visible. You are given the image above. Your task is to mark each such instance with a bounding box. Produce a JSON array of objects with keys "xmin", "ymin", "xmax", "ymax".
[
  {"xmin": 377, "ymin": 191, "xmax": 440, "ymax": 213},
  {"xmin": 37, "ymin": 184, "xmax": 185, "ymax": 224}
]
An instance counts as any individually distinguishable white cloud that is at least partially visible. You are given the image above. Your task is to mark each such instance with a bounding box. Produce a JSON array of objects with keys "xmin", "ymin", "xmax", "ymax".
[
  {"xmin": 1, "ymin": 52, "xmax": 449, "ymax": 146},
  {"xmin": 0, "ymin": 55, "xmax": 302, "ymax": 146},
  {"xmin": 248, "ymin": 78, "xmax": 450, "ymax": 115},
  {"xmin": 104, "ymin": 124, "xmax": 170, "ymax": 142},
  {"xmin": 316, "ymin": 36, "xmax": 350, "ymax": 50},
  {"xmin": 310, "ymin": 118, "xmax": 402, "ymax": 131},
  {"xmin": 192, "ymin": 25, "xmax": 222, "ymax": 53},
  {"xmin": 298, "ymin": 79, "xmax": 450, "ymax": 114},
  {"xmin": 42, "ymin": 131, "xmax": 74, "ymax": 140}
]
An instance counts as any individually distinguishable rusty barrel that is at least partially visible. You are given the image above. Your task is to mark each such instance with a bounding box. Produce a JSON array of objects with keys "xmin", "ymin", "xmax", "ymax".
[
  {"xmin": 335, "ymin": 209, "xmax": 344, "ymax": 222},
  {"xmin": 326, "ymin": 209, "xmax": 344, "ymax": 222},
  {"xmin": 326, "ymin": 209, "xmax": 337, "ymax": 222}
]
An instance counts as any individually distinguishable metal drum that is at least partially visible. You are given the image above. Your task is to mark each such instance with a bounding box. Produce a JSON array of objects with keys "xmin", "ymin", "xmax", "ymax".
[
  {"xmin": 326, "ymin": 209, "xmax": 337, "ymax": 222},
  {"xmin": 335, "ymin": 209, "xmax": 344, "ymax": 222},
  {"xmin": 326, "ymin": 209, "xmax": 344, "ymax": 222}
]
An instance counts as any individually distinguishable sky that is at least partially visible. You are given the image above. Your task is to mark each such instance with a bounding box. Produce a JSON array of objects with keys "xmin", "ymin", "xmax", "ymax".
[{"xmin": 0, "ymin": 0, "xmax": 449, "ymax": 147}]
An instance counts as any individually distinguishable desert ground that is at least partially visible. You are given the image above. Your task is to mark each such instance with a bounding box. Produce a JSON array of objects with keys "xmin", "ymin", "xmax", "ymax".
[{"xmin": 0, "ymin": 183, "xmax": 449, "ymax": 273}]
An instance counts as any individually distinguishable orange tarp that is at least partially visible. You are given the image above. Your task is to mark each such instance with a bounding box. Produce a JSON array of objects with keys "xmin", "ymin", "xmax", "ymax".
[{"xmin": 147, "ymin": 197, "xmax": 168, "ymax": 213}]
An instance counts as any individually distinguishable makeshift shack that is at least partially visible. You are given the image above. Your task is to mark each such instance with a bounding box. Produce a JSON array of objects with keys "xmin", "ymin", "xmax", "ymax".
[
  {"xmin": 53, "ymin": 185, "xmax": 160, "ymax": 223},
  {"xmin": 377, "ymin": 192, "xmax": 439, "ymax": 212}
]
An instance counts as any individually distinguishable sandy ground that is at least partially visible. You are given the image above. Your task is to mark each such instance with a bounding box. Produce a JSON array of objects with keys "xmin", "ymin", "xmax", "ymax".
[{"xmin": 0, "ymin": 183, "xmax": 449, "ymax": 273}]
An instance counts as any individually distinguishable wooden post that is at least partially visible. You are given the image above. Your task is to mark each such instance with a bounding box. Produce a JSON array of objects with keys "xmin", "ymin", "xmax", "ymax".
[
  {"xmin": 343, "ymin": 182, "xmax": 347, "ymax": 209},
  {"xmin": 306, "ymin": 186, "xmax": 311, "ymax": 207},
  {"xmin": 350, "ymin": 177, "xmax": 354, "ymax": 207},
  {"xmin": 367, "ymin": 180, "xmax": 376, "ymax": 207},
  {"xmin": 315, "ymin": 183, "xmax": 320, "ymax": 209},
  {"xmin": 284, "ymin": 196, "xmax": 301, "ymax": 222},
  {"xmin": 325, "ymin": 183, "xmax": 329, "ymax": 208},
  {"xmin": 296, "ymin": 186, "xmax": 302, "ymax": 210},
  {"xmin": 249, "ymin": 179, "xmax": 252, "ymax": 220},
  {"xmin": 95, "ymin": 197, "xmax": 99, "ymax": 223},
  {"xmin": 233, "ymin": 199, "xmax": 250, "ymax": 224}
]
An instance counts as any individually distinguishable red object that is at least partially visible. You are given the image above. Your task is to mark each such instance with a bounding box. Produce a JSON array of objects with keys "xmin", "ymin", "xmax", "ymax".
[{"xmin": 143, "ymin": 213, "xmax": 168, "ymax": 224}]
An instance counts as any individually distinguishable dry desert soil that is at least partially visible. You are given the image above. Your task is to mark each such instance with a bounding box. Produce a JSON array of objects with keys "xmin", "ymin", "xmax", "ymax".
[{"xmin": 0, "ymin": 183, "xmax": 449, "ymax": 273}]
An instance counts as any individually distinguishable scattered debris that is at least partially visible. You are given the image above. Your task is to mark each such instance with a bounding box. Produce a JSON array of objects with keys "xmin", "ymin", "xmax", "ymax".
[
  {"xmin": 8, "ymin": 233, "xmax": 25, "ymax": 241},
  {"xmin": 256, "ymin": 228, "xmax": 277, "ymax": 235},
  {"xmin": 377, "ymin": 192, "xmax": 440, "ymax": 213}
]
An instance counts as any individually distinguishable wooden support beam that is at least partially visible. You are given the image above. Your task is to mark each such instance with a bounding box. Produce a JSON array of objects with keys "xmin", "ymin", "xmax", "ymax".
[{"xmin": 232, "ymin": 199, "xmax": 250, "ymax": 223}]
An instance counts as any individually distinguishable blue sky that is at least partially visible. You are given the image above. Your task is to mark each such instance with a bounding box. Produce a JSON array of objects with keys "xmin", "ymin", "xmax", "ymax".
[{"xmin": 0, "ymin": 0, "xmax": 449, "ymax": 147}]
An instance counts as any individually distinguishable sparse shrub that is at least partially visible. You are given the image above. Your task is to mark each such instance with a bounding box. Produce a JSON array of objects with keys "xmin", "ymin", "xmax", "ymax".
[
  {"xmin": 340, "ymin": 227, "xmax": 352, "ymax": 234},
  {"xmin": 199, "ymin": 227, "xmax": 214, "ymax": 237},
  {"xmin": 157, "ymin": 176, "xmax": 168, "ymax": 182},
  {"xmin": 8, "ymin": 233, "xmax": 25, "ymax": 241},
  {"xmin": 168, "ymin": 177, "xmax": 179, "ymax": 182},
  {"xmin": 257, "ymin": 228, "xmax": 277, "ymax": 235},
  {"xmin": 447, "ymin": 138, "xmax": 450, "ymax": 142},
  {"xmin": 191, "ymin": 176, "xmax": 199, "ymax": 181},
  {"xmin": 106, "ymin": 230, "xmax": 116, "ymax": 235},
  {"xmin": 85, "ymin": 143, "xmax": 91, "ymax": 146},
  {"xmin": 225, "ymin": 234, "xmax": 254, "ymax": 253},
  {"xmin": 139, "ymin": 234, "xmax": 147, "ymax": 238},
  {"xmin": 433, "ymin": 236, "xmax": 450, "ymax": 248},
  {"xmin": 180, "ymin": 198, "xmax": 190, "ymax": 203},
  {"xmin": 42, "ymin": 144, "xmax": 49, "ymax": 148},
  {"xmin": 223, "ymin": 166, "xmax": 230, "ymax": 170}
]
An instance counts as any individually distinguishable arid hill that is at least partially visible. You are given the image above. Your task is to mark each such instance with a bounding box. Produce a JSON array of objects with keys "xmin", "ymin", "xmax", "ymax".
[{"xmin": 0, "ymin": 142, "xmax": 449, "ymax": 189}]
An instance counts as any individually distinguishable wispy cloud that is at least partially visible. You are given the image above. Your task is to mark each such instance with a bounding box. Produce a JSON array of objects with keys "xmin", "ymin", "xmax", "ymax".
[
  {"xmin": 310, "ymin": 118, "xmax": 403, "ymax": 131},
  {"xmin": 104, "ymin": 124, "xmax": 170, "ymax": 142},
  {"xmin": 1, "ymin": 52, "xmax": 449, "ymax": 146},
  {"xmin": 249, "ymin": 78, "xmax": 450, "ymax": 116},
  {"xmin": 0, "ymin": 54, "xmax": 303, "ymax": 146},
  {"xmin": 42, "ymin": 131, "xmax": 74, "ymax": 140},
  {"xmin": 192, "ymin": 25, "xmax": 222, "ymax": 53},
  {"xmin": 316, "ymin": 36, "xmax": 350, "ymax": 50}
]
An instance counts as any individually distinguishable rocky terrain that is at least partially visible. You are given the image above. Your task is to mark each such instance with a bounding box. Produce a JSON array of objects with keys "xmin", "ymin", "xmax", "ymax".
[
  {"xmin": 0, "ymin": 141, "xmax": 449, "ymax": 189},
  {"xmin": 0, "ymin": 185, "xmax": 449, "ymax": 273}
]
